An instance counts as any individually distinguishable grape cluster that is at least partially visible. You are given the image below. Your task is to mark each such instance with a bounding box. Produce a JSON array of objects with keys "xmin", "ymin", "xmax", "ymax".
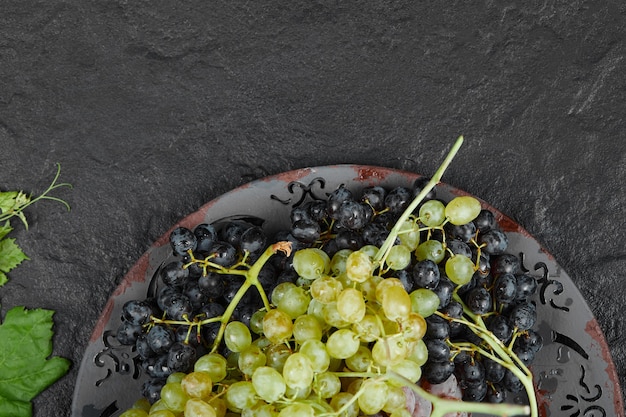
[{"xmin": 116, "ymin": 165, "xmax": 539, "ymax": 415}]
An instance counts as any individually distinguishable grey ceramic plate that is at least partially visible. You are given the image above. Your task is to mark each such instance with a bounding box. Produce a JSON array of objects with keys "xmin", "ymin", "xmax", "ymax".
[{"xmin": 71, "ymin": 165, "xmax": 624, "ymax": 417}]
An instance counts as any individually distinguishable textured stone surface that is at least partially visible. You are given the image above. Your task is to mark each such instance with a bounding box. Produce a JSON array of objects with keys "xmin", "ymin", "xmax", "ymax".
[{"xmin": 1, "ymin": 1, "xmax": 625, "ymax": 416}]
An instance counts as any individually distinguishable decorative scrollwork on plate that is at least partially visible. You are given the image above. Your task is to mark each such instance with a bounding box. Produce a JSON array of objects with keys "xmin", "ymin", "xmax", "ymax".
[
  {"xmin": 534, "ymin": 261, "xmax": 569, "ymax": 312},
  {"xmin": 560, "ymin": 365, "xmax": 605, "ymax": 416},
  {"xmin": 93, "ymin": 330, "xmax": 141, "ymax": 386},
  {"xmin": 270, "ymin": 177, "xmax": 327, "ymax": 206}
]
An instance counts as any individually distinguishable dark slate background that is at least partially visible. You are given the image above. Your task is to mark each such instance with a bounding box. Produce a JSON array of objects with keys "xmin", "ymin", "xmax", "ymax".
[{"xmin": 1, "ymin": 1, "xmax": 625, "ymax": 416}]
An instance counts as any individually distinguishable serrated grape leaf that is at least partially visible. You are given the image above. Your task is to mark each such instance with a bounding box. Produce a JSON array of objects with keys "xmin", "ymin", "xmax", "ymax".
[
  {"xmin": 0, "ymin": 396, "xmax": 31, "ymax": 417},
  {"xmin": 0, "ymin": 306, "xmax": 70, "ymax": 416},
  {"xmin": 0, "ymin": 272, "xmax": 7, "ymax": 287},
  {"xmin": 0, "ymin": 221, "xmax": 12, "ymax": 240},
  {"xmin": 0, "ymin": 191, "xmax": 18, "ymax": 214},
  {"xmin": 0, "ymin": 237, "xmax": 28, "ymax": 275}
]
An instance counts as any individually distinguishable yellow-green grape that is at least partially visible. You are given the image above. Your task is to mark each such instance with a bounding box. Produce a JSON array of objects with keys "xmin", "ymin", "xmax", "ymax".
[
  {"xmin": 330, "ymin": 248, "xmax": 353, "ymax": 275},
  {"xmin": 310, "ymin": 275, "xmax": 343, "ymax": 304},
  {"xmin": 346, "ymin": 377, "xmax": 363, "ymax": 395},
  {"xmin": 390, "ymin": 407, "xmax": 412, "ymax": 417},
  {"xmin": 160, "ymin": 382, "xmax": 189, "ymax": 413},
  {"xmin": 166, "ymin": 372, "xmax": 186, "ymax": 384},
  {"xmin": 262, "ymin": 309, "xmax": 293, "ymax": 344},
  {"xmin": 131, "ymin": 398, "xmax": 151, "ymax": 412},
  {"xmin": 388, "ymin": 358, "xmax": 423, "ymax": 383},
  {"xmin": 209, "ymin": 396, "xmax": 227, "ymax": 417},
  {"xmin": 406, "ymin": 338, "xmax": 428, "ymax": 366},
  {"xmin": 274, "ymin": 283, "xmax": 310, "ymax": 319},
  {"xmin": 352, "ymin": 313, "xmax": 381, "ymax": 343},
  {"xmin": 148, "ymin": 399, "xmax": 169, "ymax": 414},
  {"xmin": 419, "ymin": 199, "xmax": 446, "ymax": 227},
  {"xmin": 375, "ymin": 277, "xmax": 404, "ymax": 304},
  {"xmin": 250, "ymin": 310, "xmax": 266, "ymax": 335},
  {"xmin": 336, "ymin": 287, "xmax": 366, "ymax": 323},
  {"xmin": 251, "ymin": 366, "xmax": 286, "ymax": 403},
  {"xmin": 381, "ymin": 285, "xmax": 412, "ymax": 321},
  {"xmin": 345, "ymin": 250, "xmax": 373, "ymax": 283},
  {"xmin": 385, "ymin": 244, "xmax": 412, "ymax": 271},
  {"xmin": 358, "ymin": 245, "xmax": 379, "ymax": 259},
  {"xmin": 299, "ymin": 339, "xmax": 330, "ymax": 372},
  {"xmin": 238, "ymin": 345, "xmax": 267, "ymax": 377},
  {"xmin": 397, "ymin": 219, "xmax": 420, "ymax": 250},
  {"xmin": 194, "ymin": 353, "xmax": 227, "ymax": 383},
  {"xmin": 284, "ymin": 384, "xmax": 311, "ymax": 400},
  {"xmin": 282, "ymin": 352, "xmax": 314, "ymax": 390},
  {"xmin": 399, "ymin": 312, "xmax": 427, "ymax": 343},
  {"xmin": 265, "ymin": 343, "xmax": 292, "ymax": 373},
  {"xmin": 409, "ymin": 288, "xmax": 440, "ymax": 317},
  {"xmin": 224, "ymin": 381, "xmax": 257, "ymax": 412},
  {"xmin": 371, "ymin": 335, "xmax": 409, "ymax": 367},
  {"xmin": 415, "ymin": 240, "xmax": 445, "ymax": 263},
  {"xmin": 185, "ymin": 398, "xmax": 217, "ymax": 417},
  {"xmin": 118, "ymin": 409, "xmax": 148, "ymax": 417},
  {"xmin": 357, "ymin": 379, "xmax": 389, "ymax": 415},
  {"xmin": 306, "ymin": 298, "xmax": 329, "ymax": 330},
  {"xmin": 181, "ymin": 371, "xmax": 213, "ymax": 399},
  {"xmin": 383, "ymin": 384, "xmax": 408, "ymax": 413},
  {"xmin": 330, "ymin": 392, "xmax": 360, "ymax": 417},
  {"xmin": 326, "ymin": 328, "xmax": 360, "ymax": 359},
  {"xmin": 292, "ymin": 248, "xmax": 330, "ymax": 280},
  {"xmin": 270, "ymin": 282, "xmax": 295, "ymax": 306},
  {"xmin": 357, "ymin": 275, "xmax": 379, "ymax": 302},
  {"xmin": 312, "ymin": 372, "xmax": 342, "ymax": 398},
  {"xmin": 292, "ymin": 314, "xmax": 323, "ymax": 343},
  {"xmin": 244, "ymin": 402, "xmax": 278, "ymax": 417},
  {"xmin": 445, "ymin": 254, "xmax": 475, "ymax": 285},
  {"xmin": 444, "ymin": 195, "xmax": 482, "ymax": 225},
  {"xmin": 224, "ymin": 321, "xmax": 252, "ymax": 353},
  {"xmin": 345, "ymin": 345, "xmax": 373, "ymax": 372},
  {"xmin": 252, "ymin": 336, "xmax": 271, "ymax": 351},
  {"xmin": 322, "ymin": 302, "xmax": 350, "ymax": 329},
  {"xmin": 147, "ymin": 410, "xmax": 176, "ymax": 417},
  {"xmin": 277, "ymin": 403, "xmax": 315, "ymax": 417}
]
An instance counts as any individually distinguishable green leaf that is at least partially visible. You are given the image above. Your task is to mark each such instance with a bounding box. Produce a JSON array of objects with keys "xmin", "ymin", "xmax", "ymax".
[
  {"xmin": 0, "ymin": 307, "xmax": 70, "ymax": 414},
  {"xmin": 0, "ymin": 237, "xmax": 29, "ymax": 274},
  {"xmin": 0, "ymin": 272, "xmax": 6, "ymax": 287},
  {"xmin": 0, "ymin": 395, "xmax": 32, "ymax": 417},
  {"xmin": 0, "ymin": 191, "xmax": 18, "ymax": 214},
  {"xmin": 0, "ymin": 221, "xmax": 12, "ymax": 240}
]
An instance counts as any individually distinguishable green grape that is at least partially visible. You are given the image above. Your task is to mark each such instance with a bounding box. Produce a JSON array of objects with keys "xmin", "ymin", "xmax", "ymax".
[
  {"xmin": 148, "ymin": 399, "xmax": 169, "ymax": 414},
  {"xmin": 345, "ymin": 345, "xmax": 373, "ymax": 372},
  {"xmin": 358, "ymin": 245, "xmax": 379, "ymax": 259},
  {"xmin": 238, "ymin": 345, "xmax": 267, "ymax": 376},
  {"xmin": 252, "ymin": 336, "xmax": 272, "ymax": 351},
  {"xmin": 345, "ymin": 250, "xmax": 373, "ymax": 283},
  {"xmin": 147, "ymin": 410, "xmax": 176, "ymax": 417},
  {"xmin": 194, "ymin": 353, "xmax": 228, "ymax": 383},
  {"xmin": 265, "ymin": 343, "xmax": 292, "ymax": 373},
  {"xmin": 262, "ymin": 309, "xmax": 293, "ymax": 344},
  {"xmin": 399, "ymin": 312, "xmax": 427, "ymax": 343},
  {"xmin": 166, "ymin": 372, "xmax": 186, "ymax": 384},
  {"xmin": 388, "ymin": 358, "xmax": 423, "ymax": 383},
  {"xmin": 385, "ymin": 244, "xmax": 412, "ymax": 271},
  {"xmin": 310, "ymin": 275, "xmax": 343, "ymax": 304},
  {"xmin": 371, "ymin": 335, "xmax": 409, "ymax": 367},
  {"xmin": 330, "ymin": 392, "xmax": 360, "ymax": 417},
  {"xmin": 326, "ymin": 328, "xmax": 360, "ymax": 359},
  {"xmin": 299, "ymin": 339, "xmax": 331, "ymax": 372},
  {"xmin": 397, "ymin": 219, "xmax": 420, "ymax": 250},
  {"xmin": 243, "ymin": 402, "xmax": 279, "ymax": 417},
  {"xmin": 293, "ymin": 314, "xmax": 323, "ymax": 343},
  {"xmin": 444, "ymin": 195, "xmax": 482, "ymax": 225},
  {"xmin": 210, "ymin": 396, "xmax": 227, "ymax": 417},
  {"xmin": 284, "ymin": 384, "xmax": 311, "ymax": 400},
  {"xmin": 275, "ymin": 284, "xmax": 311, "ymax": 319},
  {"xmin": 271, "ymin": 282, "xmax": 296, "ymax": 306},
  {"xmin": 419, "ymin": 199, "xmax": 446, "ymax": 227},
  {"xmin": 375, "ymin": 277, "xmax": 404, "ymax": 304},
  {"xmin": 292, "ymin": 248, "xmax": 330, "ymax": 280},
  {"xmin": 336, "ymin": 287, "xmax": 366, "ymax": 323},
  {"xmin": 160, "ymin": 382, "xmax": 189, "ymax": 413},
  {"xmin": 357, "ymin": 275, "xmax": 379, "ymax": 302},
  {"xmin": 181, "ymin": 371, "xmax": 213, "ymax": 399},
  {"xmin": 382, "ymin": 384, "xmax": 407, "ymax": 413},
  {"xmin": 277, "ymin": 403, "xmax": 315, "ymax": 417},
  {"xmin": 352, "ymin": 313, "xmax": 381, "ymax": 343},
  {"xmin": 130, "ymin": 398, "xmax": 151, "ymax": 412},
  {"xmin": 185, "ymin": 398, "xmax": 217, "ymax": 417},
  {"xmin": 445, "ymin": 254, "xmax": 475, "ymax": 285},
  {"xmin": 250, "ymin": 310, "xmax": 266, "ymax": 335},
  {"xmin": 330, "ymin": 248, "xmax": 353, "ymax": 275},
  {"xmin": 415, "ymin": 239, "xmax": 445, "ymax": 263},
  {"xmin": 306, "ymin": 298, "xmax": 330, "ymax": 331},
  {"xmin": 224, "ymin": 321, "xmax": 252, "ymax": 353},
  {"xmin": 118, "ymin": 409, "xmax": 148, "ymax": 417},
  {"xmin": 322, "ymin": 302, "xmax": 350, "ymax": 329},
  {"xmin": 409, "ymin": 288, "xmax": 440, "ymax": 317},
  {"xmin": 357, "ymin": 379, "xmax": 389, "ymax": 415},
  {"xmin": 312, "ymin": 372, "xmax": 342, "ymax": 398},
  {"xmin": 390, "ymin": 408, "xmax": 412, "ymax": 417},
  {"xmin": 225, "ymin": 381, "xmax": 257, "ymax": 412},
  {"xmin": 282, "ymin": 352, "xmax": 314, "ymax": 390},
  {"xmin": 406, "ymin": 338, "xmax": 428, "ymax": 366},
  {"xmin": 251, "ymin": 366, "xmax": 286, "ymax": 403},
  {"xmin": 381, "ymin": 285, "xmax": 412, "ymax": 321}
]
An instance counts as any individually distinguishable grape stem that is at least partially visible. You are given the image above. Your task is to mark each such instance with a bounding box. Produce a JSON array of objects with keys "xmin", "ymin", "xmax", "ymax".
[{"xmin": 373, "ymin": 135, "xmax": 464, "ymax": 268}]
